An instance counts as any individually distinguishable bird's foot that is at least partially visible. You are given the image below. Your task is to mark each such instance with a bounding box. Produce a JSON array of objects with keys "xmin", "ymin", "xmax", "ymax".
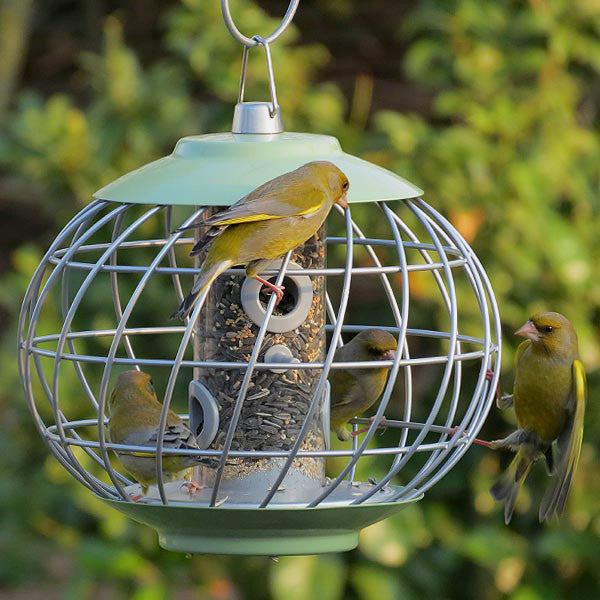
[
  {"xmin": 485, "ymin": 369, "xmax": 503, "ymax": 406},
  {"xmin": 255, "ymin": 276, "xmax": 285, "ymax": 305},
  {"xmin": 129, "ymin": 493, "xmax": 143, "ymax": 502},
  {"xmin": 448, "ymin": 425, "xmax": 493, "ymax": 448},
  {"xmin": 351, "ymin": 416, "xmax": 388, "ymax": 437},
  {"xmin": 497, "ymin": 394, "xmax": 513, "ymax": 410},
  {"xmin": 487, "ymin": 429, "xmax": 532, "ymax": 452},
  {"xmin": 180, "ymin": 480, "xmax": 206, "ymax": 496}
]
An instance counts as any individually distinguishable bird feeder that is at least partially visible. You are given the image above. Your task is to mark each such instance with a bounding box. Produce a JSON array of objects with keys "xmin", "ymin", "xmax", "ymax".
[{"xmin": 18, "ymin": 0, "xmax": 501, "ymax": 555}]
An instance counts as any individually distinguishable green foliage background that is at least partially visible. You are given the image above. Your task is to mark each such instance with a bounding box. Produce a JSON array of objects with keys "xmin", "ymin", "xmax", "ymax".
[{"xmin": 1, "ymin": 1, "xmax": 600, "ymax": 598}]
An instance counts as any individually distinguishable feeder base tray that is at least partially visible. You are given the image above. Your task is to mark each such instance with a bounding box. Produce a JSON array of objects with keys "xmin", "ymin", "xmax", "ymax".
[{"xmin": 101, "ymin": 483, "xmax": 421, "ymax": 555}]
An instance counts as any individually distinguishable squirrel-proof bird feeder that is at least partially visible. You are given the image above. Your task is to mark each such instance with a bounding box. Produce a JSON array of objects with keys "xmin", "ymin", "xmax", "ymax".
[{"xmin": 18, "ymin": 0, "xmax": 501, "ymax": 555}]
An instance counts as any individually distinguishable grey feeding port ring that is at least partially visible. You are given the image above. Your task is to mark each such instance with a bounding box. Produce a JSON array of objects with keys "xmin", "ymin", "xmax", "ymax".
[
  {"xmin": 240, "ymin": 260, "xmax": 314, "ymax": 333},
  {"xmin": 221, "ymin": 0, "xmax": 300, "ymax": 47},
  {"xmin": 188, "ymin": 380, "xmax": 220, "ymax": 449}
]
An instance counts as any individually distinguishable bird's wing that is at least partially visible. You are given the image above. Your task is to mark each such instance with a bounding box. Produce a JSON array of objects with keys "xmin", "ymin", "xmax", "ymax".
[
  {"xmin": 189, "ymin": 226, "xmax": 223, "ymax": 259},
  {"xmin": 200, "ymin": 183, "xmax": 328, "ymax": 226},
  {"xmin": 112, "ymin": 424, "xmax": 157, "ymax": 448},
  {"xmin": 329, "ymin": 370, "xmax": 360, "ymax": 408},
  {"xmin": 538, "ymin": 359, "xmax": 586, "ymax": 521},
  {"xmin": 515, "ymin": 339, "xmax": 531, "ymax": 365},
  {"xmin": 147, "ymin": 418, "xmax": 200, "ymax": 450},
  {"xmin": 329, "ymin": 344, "xmax": 357, "ymax": 408},
  {"xmin": 117, "ymin": 419, "xmax": 198, "ymax": 452}
]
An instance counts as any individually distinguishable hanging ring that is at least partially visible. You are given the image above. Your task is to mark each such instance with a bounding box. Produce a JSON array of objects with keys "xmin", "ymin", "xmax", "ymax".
[
  {"xmin": 237, "ymin": 35, "xmax": 279, "ymax": 117},
  {"xmin": 221, "ymin": 0, "xmax": 300, "ymax": 48}
]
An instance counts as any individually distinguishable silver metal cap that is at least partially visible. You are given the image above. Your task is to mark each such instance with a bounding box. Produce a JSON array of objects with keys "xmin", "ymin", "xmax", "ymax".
[{"xmin": 232, "ymin": 102, "xmax": 284, "ymax": 134}]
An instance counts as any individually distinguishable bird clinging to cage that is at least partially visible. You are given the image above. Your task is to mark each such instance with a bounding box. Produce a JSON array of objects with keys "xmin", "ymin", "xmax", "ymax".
[
  {"xmin": 329, "ymin": 329, "xmax": 398, "ymax": 442},
  {"xmin": 486, "ymin": 312, "xmax": 586, "ymax": 523},
  {"xmin": 107, "ymin": 370, "xmax": 215, "ymax": 501},
  {"xmin": 171, "ymin": 160, "xmax": 349, "ymax": 320}
]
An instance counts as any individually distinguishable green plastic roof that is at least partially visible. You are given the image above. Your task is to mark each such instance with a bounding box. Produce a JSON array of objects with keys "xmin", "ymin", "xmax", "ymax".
[{"xmin": 93, "ymin": 132, "xmax": 423, "ymax": 206}]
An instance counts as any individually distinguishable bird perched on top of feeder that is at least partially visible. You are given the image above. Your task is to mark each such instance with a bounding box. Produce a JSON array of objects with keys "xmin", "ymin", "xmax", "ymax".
[
  {"xmin": 484, "ymin": 312, "xmax": 586, "ymax": 524},
  {"xmin": 329, "ymin": 329, "xmax": 398, "ymax": 442},
  {"xmin": 172, "ymin": 160, "xmax": 349, "ymax": 320},
  {"xmin": 107, "ymin": 370, "xmax": 215, "ymax": 501}
]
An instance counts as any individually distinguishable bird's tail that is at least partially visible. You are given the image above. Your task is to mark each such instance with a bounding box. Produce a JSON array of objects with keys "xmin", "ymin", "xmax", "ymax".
[
  {"xmin": 490, "ymin": 450, "xmax": 533, "ymax": 524},
  {"xmin": 170, "ymin": 260, "xmax": 232, "ymax": 320},
  {"xmin": 539, "ymin": 436, "xmax": 582, "ymax": 523},
  {"xmin": 538, "ymin": 465, "xmax": 574, "ymax": 523}
]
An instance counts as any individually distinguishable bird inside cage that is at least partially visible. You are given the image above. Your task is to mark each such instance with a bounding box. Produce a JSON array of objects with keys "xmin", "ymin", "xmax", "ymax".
[{"xmin": 172, "ymin": 161, "xmax": 349, "ymax": 319}]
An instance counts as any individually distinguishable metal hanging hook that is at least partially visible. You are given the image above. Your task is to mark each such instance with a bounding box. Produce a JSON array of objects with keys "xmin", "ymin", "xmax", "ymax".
[
  {"xmin": 242, "ymin": 35, "xmax": 278, "ymax": 116},
  {"xmin": 224, "ymin": 1, "xmax": 294, "ymax": 132},
  {"xmin": 224, "ymin": 1, "xmax": 297, "ymax": 126},
  {"xmin": 221, "ymin": 0, "xmax": 300, "ymax": 48},
  {"xmin": 233, "ymin": 35, "xmax": 283, "ymax": 132},
  {"xmin": 237, "ymin": 45, "xmax": 249, "ymax": 104}
]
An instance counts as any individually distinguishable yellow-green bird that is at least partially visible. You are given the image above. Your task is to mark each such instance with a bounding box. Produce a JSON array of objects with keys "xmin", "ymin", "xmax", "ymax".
[
  {"xmin": 172, "ymin": 161, "xmax": 349, "ymax": 319},
  {"xmin": 329, "ymin": 329, "xmax": 398, "ymax": 441},
  {"xmin": 489, "ymin": 312, "xmax": 586, "ymax": 523},
  {"xmin": 107, "ymin": 370, "xmax": 209, "ymax": 500}
]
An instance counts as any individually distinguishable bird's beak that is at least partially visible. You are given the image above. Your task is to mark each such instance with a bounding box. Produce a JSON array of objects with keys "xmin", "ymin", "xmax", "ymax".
[
  {"xmin": 382, "ymin": 349, "xmax": 396, "ymax": 361},
  {"xmin": 336, "ymin": 192, "xmax": 348, "ymax": 209},
  {"xmin": 515, "ymin": 320, "xmax": 539, "ymax": 341}
]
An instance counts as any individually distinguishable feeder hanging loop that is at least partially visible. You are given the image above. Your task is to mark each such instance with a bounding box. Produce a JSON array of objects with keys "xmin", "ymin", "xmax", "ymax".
[
  {"xmin": 221, "ymin": 0, "xmax": 300, "ymax": 48},
  {"xmin": 224, "ymin": 0, "xmax": 296, "ymax": 127}
]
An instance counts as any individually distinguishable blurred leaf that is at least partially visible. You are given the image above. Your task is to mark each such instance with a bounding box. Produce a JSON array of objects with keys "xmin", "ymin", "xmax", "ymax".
[
  {"xmin": 456, "ymin": 526, "xmax": 528, "ymax": 568},
  {"xmin": 269, "ymin": 555, "xmax": 346, "ymax": 600},
  {"xmin": 351, "ymin": 564, "xmax": 416, "ymax": 600},
  {"xmin": 536, "ymin": 528, "xmax": 600, "ymax": 563}
]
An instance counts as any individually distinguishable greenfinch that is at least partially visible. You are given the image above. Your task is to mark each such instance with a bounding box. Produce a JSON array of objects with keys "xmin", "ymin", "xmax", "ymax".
[
  {"xmin": 107, "ymin": 370, "xmax": 209, "ymax": 500},
  {"xmin": 489, "ymin": 312, "xmax": 586, "ymax": 523},
  {"xmin": 172, "ymin": 160, "xmax": 349, "ymax": 319},
  {"xmin": 329, "ymin": 329, "xmax": 398, "ymax": 441}
]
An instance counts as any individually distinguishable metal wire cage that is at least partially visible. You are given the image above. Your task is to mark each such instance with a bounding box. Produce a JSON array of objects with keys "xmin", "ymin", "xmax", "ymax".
[
  {"xmin": 18, "ymin": 181, "xmax": 501, "ymax": 553},
  {"xmin": 16, "ymin": 0, "xmax": 501, "ymax": 556}
]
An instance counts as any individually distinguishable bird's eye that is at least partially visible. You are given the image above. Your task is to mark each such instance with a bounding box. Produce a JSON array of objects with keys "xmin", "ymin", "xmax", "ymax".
[
  {"xmin": 342, "ymin": 181, "xmax": 349, "ymax": 190},
  {"xmin": 367, "ymin": 347, "xmax": 380, "ymax": 357},
  {"xmin": 544, "ymin": 326, "xmax": 554, "ymax": 333}
]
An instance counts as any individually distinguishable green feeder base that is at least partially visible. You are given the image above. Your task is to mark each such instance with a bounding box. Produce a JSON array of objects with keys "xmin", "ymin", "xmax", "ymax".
[{"xmin": 102, "ymin": 488, "xmax": 421, "ymax": 556}]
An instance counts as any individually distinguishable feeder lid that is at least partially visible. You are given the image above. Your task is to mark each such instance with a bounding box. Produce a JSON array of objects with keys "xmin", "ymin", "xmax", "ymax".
[{"xmin": 93, "ymin": 132, "xmax": 423, "ymax": 206}]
